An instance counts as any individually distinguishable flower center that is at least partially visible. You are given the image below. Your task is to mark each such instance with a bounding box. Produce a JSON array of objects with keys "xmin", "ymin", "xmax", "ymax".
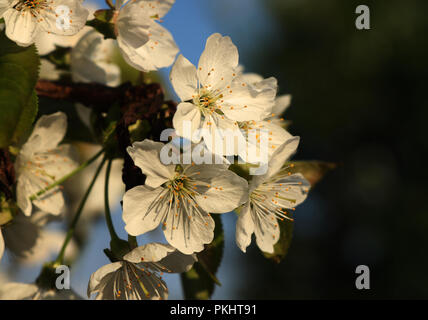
[
  {"xmin": 193, "ymin": 89, "xmax": 224, "ymax": 115},
  {"xmin": 14, "ymin": 0, "xmax": 49, "ymax": 12}
]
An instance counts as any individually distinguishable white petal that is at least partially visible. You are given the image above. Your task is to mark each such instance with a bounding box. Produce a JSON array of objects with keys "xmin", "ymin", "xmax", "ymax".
[
  {"xmin": 16, "ymin": 173, "xmax": 34, "ymax": 216},
  {"xmin": 221, "ymin": 76, "xmax": 277, "ymax": 121},
  {"xmin": 32, "ymin": 186, "xmax": 64, "ymax": 216},
  {"xmin": 0, "ymin": 282, "xmax": 39, "ymax": 299},
  {"xmin": 193, "ymin": 169, "xmax": 248, "ymax": 213},
  {"xmin": 269, "ymin": 173, "xmax": 310, "ymax": 208},
  {"xmin": 137, "ymin": 0, "xmax": 175, "ymax": 19},
  {"xmin": 127, "ymin": 139, "xmax": 174, "ymax": 188},
  {"xmin": 123, "ymin": 242, "xmax": 175, "ymax": 263},
  {"xmin": 172, "ymin": 102, "xmax": 201, "ymax": 143},
  {"xmin": 245, "ymin": 121, "xmax": 293, "ymax": 163},
  {"xmin": 87, "ymin": 262, "xmax": 122, "ymax": 298},
  {"xmin": 170, "ymin": 55, "xmax": 197, "ymax": 101},
  {"xmin": 123, "ymin": 185, "xmax": 166, "ymax": 236},
  {"xmin": 41, "ymin": 0, "xmax": 89, "ymax": 36},
  {"xmin": 240, "ymin": 72, "xmax": 264, "ymax": 85},
  {"xmin": 3, "ymin": 9, "xmax": 38, "ymax": 46},
  {"xmin": 71, "ymin": 30, "xmax": 120, "ymax": 87},
  {"xmin": 119, "ymin": 21, "xmax": 178, "ymax": 72},
  {"xmin": 163, "ymin": 199, "xmax": 215, "ymax": 254},
  {"xmin": 117, "ymin": 4, "xmax": 151, "ymax": 49},
  {"xmin": 235, "ymin": 202, "xmax": 254, "ymax": 253},
  {"xmin": 0, "ymin": 0, "xmax": 14, "ymax": 17},
  {"xmin": 158, "ymin": 250, "xmax": 197, "ymax": 273},
  {"xmin": 265, "ymin": 136, "xmax": 300, "ymax": 179},
  {"xmin": 16, "ymin": 170, "xmax": 65, "ymax": 216},
  {"xmin": 197, "ymin": 33, "xmax": 239, "ymax": 91},
  {"xmin": 33, "ymin": 144, "xmax": 79, "ymax": 180},
  {"xmin": 20, "ymin": 112, "xmax": 67, "ymax": 156},
  {"xmin": 271, "ymin": 94, "xmax": 291, "ymax": 117},
  {"xmin": 254, "ymin": 211, "xmax": 280, "ymax": 254},
  {"xmin": 198, "ymin": 113, "xmax": 243, "ymax": 158}
]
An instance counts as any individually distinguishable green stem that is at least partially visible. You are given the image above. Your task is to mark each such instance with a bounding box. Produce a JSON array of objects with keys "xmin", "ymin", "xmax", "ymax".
[
  {"xmin": 29, "ymin": 149, "xmax": 104, "ymax": 201},
  {"xmin": 104, "ymin": 158, "xmax": 119, "ymax": 241},
  {"xmin": 55, "ymin": 156, "xmax": 107, "ymax": 264},
  {"xmin": 106, "ymin": 0, "xmax": 115, "ymax": 9}
]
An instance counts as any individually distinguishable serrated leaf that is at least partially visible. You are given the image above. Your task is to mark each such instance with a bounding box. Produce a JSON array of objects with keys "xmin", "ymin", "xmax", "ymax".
[
  {"xmin": 262, "ymin": 215, "xmax": 293, "ymax": 263},
  {"xmin": 288, "ymin": 160, "xmax": 337, "ymax": 187},
  {"xmin": 0, "ymin": 31, "xmax": 40, "ymax": 148},
  {"xmin": 180, "ymin": 214, "xmax": 224, "ymax": 300}
]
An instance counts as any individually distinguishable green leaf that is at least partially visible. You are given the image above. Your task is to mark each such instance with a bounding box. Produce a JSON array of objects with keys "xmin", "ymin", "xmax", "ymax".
[
  {"xmin": 0, "ymin": 32, "xmax": 40, "ymax": 148},
  {"xmin": 288, "ymin": 160, "xmax": 337, "ymax": 187},
  {"xmin": 262, "ymin": 215, "xmax": 294, "ymax": 263},
  {"xmin": 93, "ymin": 9, "xmax": 115, "ymax": 23},
  {"xmin": 181, "ymin": 214, "xmax": 224, "ymax": 300}
]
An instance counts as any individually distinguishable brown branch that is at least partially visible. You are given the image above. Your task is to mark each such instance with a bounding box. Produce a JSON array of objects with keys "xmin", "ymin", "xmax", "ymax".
[{"xmin": 35, "ymin": 80, "xmax": 131, "ymax": 113}]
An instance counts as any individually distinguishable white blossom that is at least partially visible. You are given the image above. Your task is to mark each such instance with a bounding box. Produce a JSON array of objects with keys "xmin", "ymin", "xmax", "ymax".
[
  {"xmin": 15, "ymin": 112, "xmax": 79, "ymax": 216},
  {"xmin": 236, "ymin": 137, "xmax": 310, "ymax": 254},
  {"xmin": 113, "ymin": 0, "xmax": 178, "ymax": 72},
  {"xmin": 170, "ymin": 33, "xmax": 277, "ymax": 159},
  {"xmin": 0, "ymin": 0, "xmax": 89, "ymax": 47},
  {"xmin": 88, "ymin": 243, "xmax": 196, "ymax": 300},
  {"xmin": 122, "ymin": 139, "xmax": 248, "ymax": 254},
  {"xmin": 71, "ymin": 29, "xmax": 120, "ymax": 87}
]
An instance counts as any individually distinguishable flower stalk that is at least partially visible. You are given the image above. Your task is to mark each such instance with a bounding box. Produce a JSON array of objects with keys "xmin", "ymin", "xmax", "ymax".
[{"xmin": 54, "ymin": 156, "xmax": 107, "ymax": 264}]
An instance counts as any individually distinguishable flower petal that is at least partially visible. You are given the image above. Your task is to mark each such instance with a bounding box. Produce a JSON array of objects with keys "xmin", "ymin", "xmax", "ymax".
[
  {"xmin": 172, "ymin": 102, "xmax": 201, "ymax": 143},
  {"xmin": 71, "ymin": 30, "xmax": 120, "ymax": 86},
  {"xmin": 253, "ymin": 211, "xmax": 280, "ymax": 254},
  {"xmin": 0, "ymin": 282, "xmax": 39, "ymax": 300},
  {"xmin": 158, "ymin": 250, "xmax": 197, "ymax": 273},
  {"xmin": 221, "ymin": 76, "xmax": 277, "ymax": 121},
  {"xmin": 268, "ymin": 173, "xmax": 310, "ymax": 208},
  {"xmin": 137, "ymin": 0, "xmax": 175, "ymax": 19},
  {"xmin": 271, "ymin": 94, "xmax": 291, "ymax": 117},
  {"xmin": 123, "ymin": 185, "xmax": 166, "ymax": 236},
  {"xmin": 87, "ymin": 262, "xmax": 122, "ymax": 298},
  {"xmin": 41, "ymin": 0, "xmax": 89, "ymax": 36},
  {"xmin": 199, "ymin": 112, "xmax": 243, "ymax": 158},
  {"xmin": 0, "ymin": 0, "xmax": 14, "ymax": 17},
  {"xmin": 193, "ymin": 169, "xmax": 248, "ymax": 213},
  {"xmin": 235, "ymin": 202, "xmax": 254, "ymax": 253},
  {"xmin": 3, "ymin": 9, "xmax": 38, "ymax": 46},
  {"xmin": 123, "ymin": 243, "xmax": 175, "ymax": 263},
  {"xmin": 170, "ymin": 54, "xmax": 197, "ymax": 101},
  {"xmin": 127, "ymin": 139, "xmax": 174, "ymax": 188},
  {"xmin": 117, "ymin": 5, "xmax": 151, "ymax": 49},
  {"xmin": 119, "ymin": 21, "xmax": 178, "ymax": 72},
  {"xmin": 197, "ymin": 33, "xmax": 239, "ymax": 91},
  {"xmin": 163, "ymin": 200, "xmax": 215, "ymax": 254},
  {"xmin": 20, "ymin": 112, "xmax": 68, "ymax": 156},
  {"xmin": 265, "ymin": 136, "xmax": 300, "ymax": 179}
]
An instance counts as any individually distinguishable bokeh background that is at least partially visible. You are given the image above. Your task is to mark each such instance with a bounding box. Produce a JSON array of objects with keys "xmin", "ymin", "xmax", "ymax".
[{"xmin": 2, "ymin": 0, "xmax": 428, "ymax": 299}]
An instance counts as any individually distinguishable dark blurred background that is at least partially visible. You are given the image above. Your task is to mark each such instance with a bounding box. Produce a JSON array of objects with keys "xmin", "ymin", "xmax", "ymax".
[{"xmin": 208, "ymin": 0, "xmax": 428, "ymax": 299}]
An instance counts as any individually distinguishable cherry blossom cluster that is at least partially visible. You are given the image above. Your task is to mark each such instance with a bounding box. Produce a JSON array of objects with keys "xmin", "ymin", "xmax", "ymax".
[{"xmin": 0, "ymin": 0, "xmax": 311, "ymax": 300}]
